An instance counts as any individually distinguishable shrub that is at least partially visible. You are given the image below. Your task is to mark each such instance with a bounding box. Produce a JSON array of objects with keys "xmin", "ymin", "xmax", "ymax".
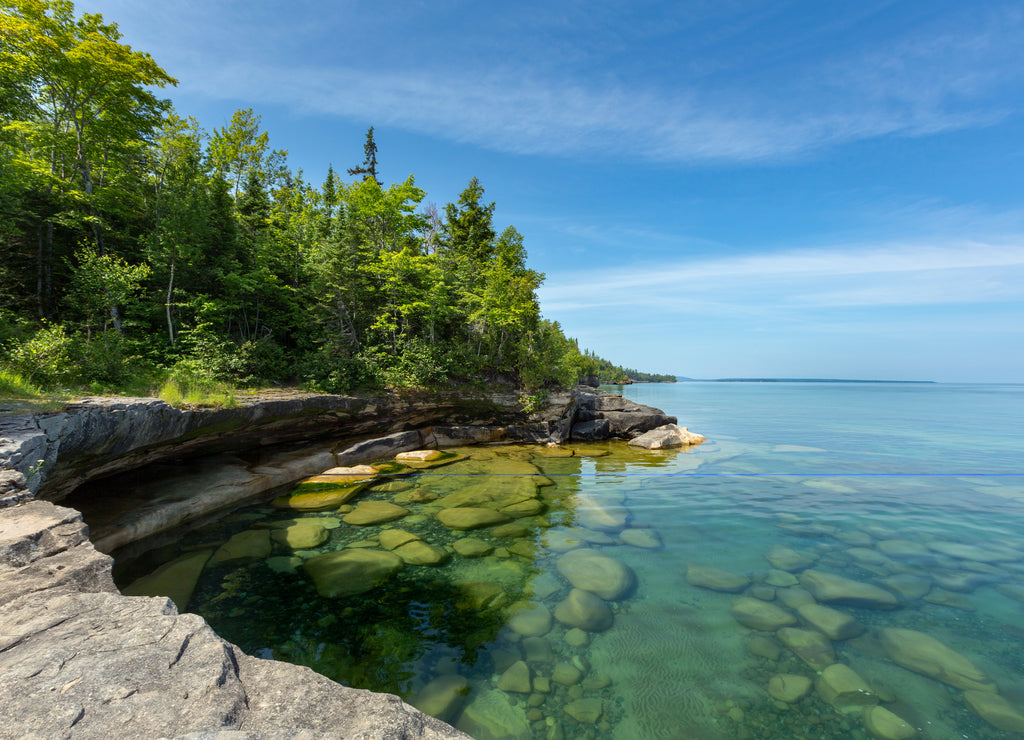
[
  {"xmin": 0, "ymin": 367, "xmax": 41, "ymax": 398},
  {"xmin": 9, "ymin": 323, "xmax": 75, "ymax": 387}
]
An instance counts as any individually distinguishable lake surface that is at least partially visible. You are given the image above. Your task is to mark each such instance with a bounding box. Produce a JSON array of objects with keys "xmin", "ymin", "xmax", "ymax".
[{"xmin": 114, "ymin": 382, "xmax": 1024, "ymax": 739}]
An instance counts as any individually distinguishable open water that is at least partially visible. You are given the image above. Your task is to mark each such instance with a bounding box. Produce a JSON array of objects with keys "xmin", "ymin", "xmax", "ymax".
[{"xmin": 113, "ymin": 381, "xmax": 1024, "ymax": 739}]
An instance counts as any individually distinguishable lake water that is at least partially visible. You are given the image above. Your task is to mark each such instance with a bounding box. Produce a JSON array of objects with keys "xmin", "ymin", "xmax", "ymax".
[{"xmin": 114, "ymin": 382, "xmax": 1024, "ymax": 739}]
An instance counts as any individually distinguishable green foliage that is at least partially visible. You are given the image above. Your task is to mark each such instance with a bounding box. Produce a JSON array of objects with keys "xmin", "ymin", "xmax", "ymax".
[
  {"xmin": 158, "ymin": 363, "xmax": 237, "ymax": 408},
  {"xmin": 9, "ymin": 322, "xmax": 74, "ymax": 386},
  {"xmin": 0, "ymin": 2, "xmax": 667, "ymax": 397},
  {"xmin": 0, "ymin": 366, "xmax": 41, "ymax": 398}
]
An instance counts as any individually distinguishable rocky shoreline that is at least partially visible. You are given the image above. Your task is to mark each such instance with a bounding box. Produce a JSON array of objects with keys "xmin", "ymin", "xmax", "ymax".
[{"xmin": 0, "ymin": 387, "xmax": 683, "ymax": 740}]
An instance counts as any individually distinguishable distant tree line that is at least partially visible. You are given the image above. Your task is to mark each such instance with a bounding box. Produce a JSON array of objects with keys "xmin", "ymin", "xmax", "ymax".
[{"xmin": 0, "ymin": 0, "xmax": 674, "ymax": 397}]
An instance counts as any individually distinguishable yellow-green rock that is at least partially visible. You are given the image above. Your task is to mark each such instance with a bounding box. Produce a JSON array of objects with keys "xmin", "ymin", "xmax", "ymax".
[
  {"xmin": 437, "ymin": 507, "xmax": 511, "ymax": 530},
  {"xmin": 342, "ymin": 500, "xmax": 409, "ymax": 525},
  {"xmin": 879, "ymin": 627, "xmax": 996, "ymax": 692},
  {"xmin": 453, "ymin": 537, "xmax": 493, "ymax": 557},
  {"xmin": 767, "ymin": 674, "xmax": 812, "ymax": 703},
  {"xmin": 862, "ymin": 705, "xmax": 917, "ymax": 740},
  {"xmin": 411, "ymin": 674, "xmax": 470, "ymax": 723},
  {"xmin": 271, "ymin": 522, "xmax": 328, "ymax": 550},
  {"xmin": 121, "ymin": 549, "xmax": 213, "ymax": 612},
  {"xmin": 815, "ymin": 663, "xmax": 878, "ymax": 713},
  {"xmin": 210, "ymin": 530, "xmax": 272, "ymax": 564},
  {"xmin": 686, "ymin": 563, "xmax": 750, "ymax": 593},
  {"xmin": 393, "ymin": 539, "xmax": 448, "ymax": 565},
  {"xmin": 796, "ymin": 602, "xmax": 863, "ymax": 640},
  {"xmin": 378, "ymin": 529, "xmax": 420, "ymax": 550},
  {"xmin": 964, "ymin": 690, "xmax": 1024, "ymax": 733},
  {"xmin": 729, "ymin": 596, "xmax": 797, "ymax": 631},
  {"xmin": 302, "ymin": 548, "xmax": 403, "ymax": 597},
  {"xmin": 777, "ymin": 627, "xmax": 835, "ymax": 670}
]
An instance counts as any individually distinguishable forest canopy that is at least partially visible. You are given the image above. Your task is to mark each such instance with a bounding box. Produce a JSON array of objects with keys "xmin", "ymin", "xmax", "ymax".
[{"xmin": 0, "ymin": 0, "xmax": 672, "ymax": 400}]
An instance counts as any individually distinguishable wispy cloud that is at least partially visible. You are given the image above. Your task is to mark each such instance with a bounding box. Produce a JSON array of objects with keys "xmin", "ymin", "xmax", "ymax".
[
  {"xmin": 121, "ymin": 0, "xmax": 1024, "ymax": 164},
  {"xmin": 538, "ymin": 240, "xmax": 1024, "ymax": 314}
]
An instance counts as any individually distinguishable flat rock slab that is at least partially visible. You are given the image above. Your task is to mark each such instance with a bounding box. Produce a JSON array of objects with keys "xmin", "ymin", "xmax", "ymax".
[
  {"xmin": 303, "ymin": 548, "xmax": 404, "ymax": 597},
  {"xmin": 799, "ymin": 569, "xmax": 899, "ymax": 609},
  {"xmin": 880, "ymin": 627, "xmax": 997, "ymax": 692},
  {"xmin": 627, "ymin": 423, "xmax": 705, "ymax": 449},
  {"xmin": 0, "ymin": 501, "xmax": 467, "ymax": 740}
]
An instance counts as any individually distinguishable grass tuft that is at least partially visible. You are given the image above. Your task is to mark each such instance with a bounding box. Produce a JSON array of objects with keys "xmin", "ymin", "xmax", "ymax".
[{"xmin": 0, "ymin": 367, "xmax": 42, "ymax": 398}]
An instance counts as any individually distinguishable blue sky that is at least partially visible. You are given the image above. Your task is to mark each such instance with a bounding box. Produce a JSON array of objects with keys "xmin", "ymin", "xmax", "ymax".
[{"xmin": 77, "ymin": 0, "xmax": 1024, "ymax": 382}]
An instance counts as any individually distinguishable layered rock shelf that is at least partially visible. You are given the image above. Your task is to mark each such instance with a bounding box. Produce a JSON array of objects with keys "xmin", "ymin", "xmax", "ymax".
[{"xmin": 0, "ymin": 387, "xmax": 690, "ymax": 739}]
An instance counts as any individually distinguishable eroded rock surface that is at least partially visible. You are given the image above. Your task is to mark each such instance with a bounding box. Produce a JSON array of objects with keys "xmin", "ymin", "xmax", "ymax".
[{"xmin": 0, "ymin": 501, "xmax": 468, "ymax": 740}]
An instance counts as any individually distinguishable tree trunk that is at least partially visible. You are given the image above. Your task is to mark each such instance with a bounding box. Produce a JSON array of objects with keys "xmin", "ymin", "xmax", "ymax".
[{"xmin": 166, "ymin": 257, "xmax": 176, "ymax": 346}]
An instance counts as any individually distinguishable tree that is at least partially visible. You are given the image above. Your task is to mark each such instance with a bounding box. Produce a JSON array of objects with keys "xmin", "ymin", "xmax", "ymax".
[
  {"xmin": 347, "ymin": 126, "xmax": 380, "ymax": 186},
  {"xmin": 0, "ymin": 0, "xmax": 176, "ymax": 319},
  {"xmin": 443, "ymin": 176, "xmax": 496, "ymax": 264},
  {"xmin": 207, "ymin": 107, "xmax": 287, "ymax": 200}
]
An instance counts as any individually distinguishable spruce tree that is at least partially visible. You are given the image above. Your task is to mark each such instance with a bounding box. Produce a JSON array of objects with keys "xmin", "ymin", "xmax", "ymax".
[{"xmin": 347, "ymin": 127, "xmax": 380, "ymax": 186}]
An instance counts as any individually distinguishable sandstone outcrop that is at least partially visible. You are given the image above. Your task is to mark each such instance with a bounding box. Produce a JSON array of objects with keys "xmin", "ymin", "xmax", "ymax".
[{"xmin": 0, "ymin": 501, "xmax": 468, "ymax": 740}]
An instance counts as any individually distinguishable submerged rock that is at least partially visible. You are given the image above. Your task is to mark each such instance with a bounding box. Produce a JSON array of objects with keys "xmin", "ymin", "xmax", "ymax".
[
  {"xmin": 777, "ymin": 627, "xmax": 835, "ymax": 671},
  {"xmin": 796, "ymin": 602, "xmax": 864, "ymax": 640},
  {"xmin": 121, "ymin": 548, "xmax": 213, "ymax": 612},
  {"xmin": 686, "ymin": 563, "xmax": 750, "ymax": 593},
  {"xmin": 210, "ymin": 529, "xmax": 272, "ymax": 564},
  {"xmin": 799, "ymin": 569, "xmax": 899, "ymax": 609},
  {"xmin": 437, "ymin": 507, "xmax": 511, "ymax": 530},
  {"xmin": 862, "ymin": 705, "xmax": 917, "ymax": 740},
  {"xmin": 619, "ymin": 527, "xmax": 662, "ymax": 549},
  {"xmin": 453, "ymin": 537, "xmax": 493, "ymax": 557},
  {"xmin": 457, "ymin": 688, "xmax": 532, "ymax": 740},
  {"xmin": 497, "ymin": 660, "xmax": 532, "ymax": 693},
  {"xmin": 412, "ymin": 674, "xmax": 470, "ymax": 724},
  {"xmin": 342, "ymin": 500, "xmax": 410, "ymax": 525},
  {"xmin": 729, "ymin": 596, "xmax": 796, "ymax": 631},
  {"xmin": 302, "ymin": 548, "xmax": 403, "ymax": 597},
  {"xmin": 394, "ymin": 540, "xmax": 448, "ymax": 566},
  {"xmin": 553, "ymin": 588, "xmax": 614, "ymax": 631},
  {"xmin": 879, "ymin": 627, "xmax": 997, "ymax": 692},
  {"xmin": 564, "ymin": 698, "xmax": 603, "ymax": 724},
  {"xmin": 963, "ymin": 690, "xmax": 1024, "ymax": 733},
  {"xmin": 765, "ymin": 544, "xmax": 815, "ymax": 572},
  {"xmin": 557, "ymin": 548, "xmax": 636, "ymax": 600},
  {"xmin": 767, "ymin": 674, "xmax": 812, "ymax": 703},
  {"xmin": 815, "ymin": 663, "xmax": 878, "ymax": 713},
  {"xmin": 508, "ymin": 603, "xmax": 553, "ymax": 638},
  {"xmin": 876, "ymin": 573, "xmax": 931, "ymax": 601},
  {"xmin": 271, "ymin": 522, "xmax": 329, "ymax": 550}
]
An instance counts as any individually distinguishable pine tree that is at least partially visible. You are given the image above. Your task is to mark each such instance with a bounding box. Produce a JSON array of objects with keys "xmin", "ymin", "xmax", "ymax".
[{"xmin": 347, "ymin": 127, "xmax": 380, "ymax": 186}]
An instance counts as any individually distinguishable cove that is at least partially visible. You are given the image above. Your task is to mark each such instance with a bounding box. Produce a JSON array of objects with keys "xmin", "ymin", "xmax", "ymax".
[{"xmin": 110, "ymin": 382, "xmax": 1024, "ymax": 739}]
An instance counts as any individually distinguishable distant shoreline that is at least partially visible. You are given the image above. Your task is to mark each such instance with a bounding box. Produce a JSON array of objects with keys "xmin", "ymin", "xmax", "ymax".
[{"xmin": 681, "ymin": 378, "xmax": 936, "ymax": 384}]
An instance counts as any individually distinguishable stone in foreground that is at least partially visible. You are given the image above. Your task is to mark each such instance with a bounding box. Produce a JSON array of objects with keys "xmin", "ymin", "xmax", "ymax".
[
  {"xmin": 557, "ymin": 548, "xmax": 636, "ymax": 600},
  {"xmin": 767, "ymin": 674, "xmax": 812, "ymax": 703},
  {"xmin": 686, "ymin": 563, "xmax": 750, "ymax": 593},
  {"xmin": 815, "ymin": 663, "xmax": 878, "ymax": 713},
  {"xmin": 554, "ymin": 588, "xmax": 614, "ymax": 631}
]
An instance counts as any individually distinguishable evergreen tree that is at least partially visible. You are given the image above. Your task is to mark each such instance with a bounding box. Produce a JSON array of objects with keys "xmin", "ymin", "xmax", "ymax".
[{"xmin": 347, "ymin": 126, "xmax": 380, "ymax": 186}]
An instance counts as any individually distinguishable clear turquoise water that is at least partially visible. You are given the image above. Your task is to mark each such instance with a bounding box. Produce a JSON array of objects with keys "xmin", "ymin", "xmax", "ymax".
[{"xmin": 116, "ymin": 382, "xmax": 1024, "ymax": 739}]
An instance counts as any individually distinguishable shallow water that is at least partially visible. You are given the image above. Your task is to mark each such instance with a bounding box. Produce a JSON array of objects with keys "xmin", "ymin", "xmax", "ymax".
[{"xmin": 114, "ymin": 382, "xmax": 1024, "ymax": 739}]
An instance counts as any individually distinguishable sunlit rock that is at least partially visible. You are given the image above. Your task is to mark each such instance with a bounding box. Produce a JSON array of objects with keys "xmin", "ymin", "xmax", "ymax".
[
  {"xmin": 553, "ymin": 588, "xmax": 614, "ymax": 631},
  {"xmin": 815, "ymin": 663, "xmax": 878, "ymax": 713},
  {"xmin": 574, "ymin": 493, "xmax": 628, "ymax": 532},
  {"xmin": 552, "ymin": 662, "xmax": 582, "ymax": 686},
  {"xmin": 765, "ymin": 544, "xmax": 816, "ymax": 572},
  {"xmin": 686, "ymin": 563, "xmax": 750, "ymax": 593},
  {"xmin": 777, "ymin": 627, "xmax": 835, "ymax": 671},
  {"xmin": 265, "ymin": 555, "xmax": 302, "ymax": 574},
  {"xmin": 876, "ymin": 573, "xmax": 931, "ymax": 601},
  {"xmin": 729, "ymin": 596, "xmax": 796, "ymax": 631},
  {"xmin": 121, "ymin": 549, "xmax": 213, "ymax": 612},
  {"xmin": 564, "ymin": 698, "xmax": 603, "ymax": 724},
  {"xmin": 393, "ymin": 539, "xmax": 448, "ymax": 565},
  {"xmin": 618, "ymin": 527, "xmax": 662, "ymax": 549},
  {"xmin": 508, "ymin": 602, "xmax": 553, "ymax": 638},
  {"xmin": 796, "ymin": 602, "xmax": 864, "ymax": 640},
  {"xmin": 497, "ymin": 660, "xmax": 532, "ymax": 693},
  {"xmin": 862, "ymin": 705, "xmax": 917, "ymax": 739},
  {"xmin": 437, "ymin": 507, "xmax": 511, "ymax": 530},
  {"xmin": 627, "ymin": 423, "xmax": 705, "ymax": 449},
  {"xmin": 457, "ymin": 688, "xmax": 532, "ymax": 740},
  {"xmin": 411, "ymin": 674, "xmax": 470, "ymax": 724},
  {"xmin": 557, "ymin": 548, "xmax": 636, "ymax": 600},
  {"xmin": 378, "ymin": 528, "xmax": 420, "ymax": 550},
  {"xmin": 767, "ymin": 674, "xmax": 812, "ymax": 703},
  {"xmin": 342, "ymin": 501, "xmax": 409, "ymax": 526},
  {"xmin": 210, "ymin": 529, "xmax": 271, "ymax": 564},
  {"xmin": 453, "ymin": 537, "xmax": 493, "ymax": 557},
  {"xmin": 963, "ymin": 690, "xmax": 1024, "ymax": 733},
  {"xmin": 302, "ymin": 548, "xmax": 403, "ymax": 597},
  {"xmin": 777, "ymin": 586, "xmax": 816, "ymax": 609},
  {"xmin": 765, "ymin": 569, "xmax": 799, "ymax": 587},
  {"xmin": 879, "ymin": 627, "xmax": 997, "ymax": 692},
  {"xmin": 799, "ymin": 569, "xmax": 899, "ymax": 609},
  {"xmin": 271, "ymin": 522, "xmax": 328, "ymax": 550}
]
